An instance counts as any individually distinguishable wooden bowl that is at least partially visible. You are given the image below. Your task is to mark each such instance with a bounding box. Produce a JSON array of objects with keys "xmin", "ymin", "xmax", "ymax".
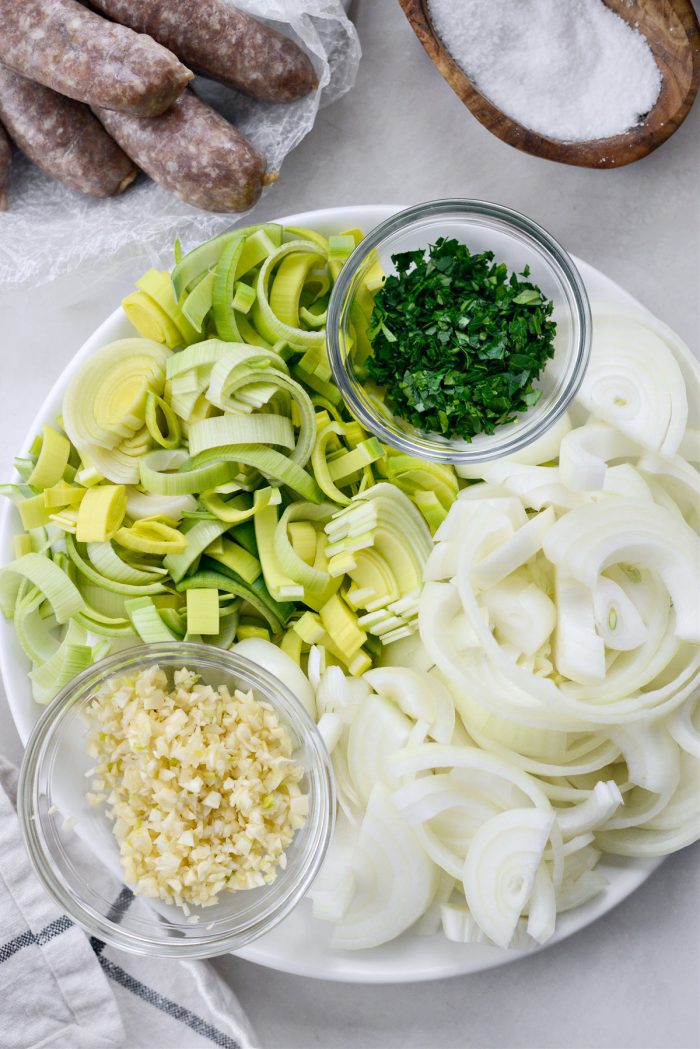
[{"xmin": 398, "ymin": 0, "xmax": 700, "ymax": 168}]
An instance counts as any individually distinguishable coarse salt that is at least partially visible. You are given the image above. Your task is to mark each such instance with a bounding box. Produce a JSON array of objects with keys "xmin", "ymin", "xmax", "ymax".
[{"xmin": 428, "ymin": 0, "xmax": 662, "ymax": 142}]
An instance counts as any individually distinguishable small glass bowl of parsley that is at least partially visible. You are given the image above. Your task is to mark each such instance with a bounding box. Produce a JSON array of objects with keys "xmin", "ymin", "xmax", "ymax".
[{"xmin": 327, "ymin": 199, "xmax": 591, "ymax": 464}]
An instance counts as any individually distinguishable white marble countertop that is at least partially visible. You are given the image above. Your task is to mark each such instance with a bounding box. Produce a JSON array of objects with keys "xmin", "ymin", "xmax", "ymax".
[{"xmin": 1, "ymin": 2, "xmax": 699, "ymax": 1046}]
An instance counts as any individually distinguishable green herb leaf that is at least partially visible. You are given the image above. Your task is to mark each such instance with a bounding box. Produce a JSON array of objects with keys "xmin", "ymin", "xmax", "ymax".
[{"xmin": 365, "ymin": 238, "xmax": 556, "ymax": 440}]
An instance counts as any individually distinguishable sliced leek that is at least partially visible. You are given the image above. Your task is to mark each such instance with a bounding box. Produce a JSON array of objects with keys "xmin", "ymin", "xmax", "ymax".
[
  {"xmin": 0, "ymin": 553, "xmax": 84, "ymax": 623},
  {"xmin": 63, "ymin": 339, "xmax": 171, "ymax": 484},
  {"xmin": 163, "ymin": 519, "xmax": 229, "ymax": 582},
  {"xmin": 115, "ymin": 517, "xmax": 188, "ymax": 555},
  {"xmin": 75, "ymin": 485, "xmax": 127, "ymax": 543},
  {"xmin": 186, "ymin": 588, "xmax": 220, "ymax": 635},
  {"xmin": 28, "ymin": 425, "xmax": 70, "ymax": 490}
]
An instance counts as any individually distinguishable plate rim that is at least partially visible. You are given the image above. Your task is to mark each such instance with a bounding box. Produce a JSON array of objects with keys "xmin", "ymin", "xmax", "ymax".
[{"xmin": 0, "ymin": 202, "xmax": 665, "ymax": 983}]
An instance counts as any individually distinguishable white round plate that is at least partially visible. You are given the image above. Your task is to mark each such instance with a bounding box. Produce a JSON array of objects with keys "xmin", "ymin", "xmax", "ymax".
[{"xmin": 0, "ymin": 204, "xmax": 662, "ymax": 982}]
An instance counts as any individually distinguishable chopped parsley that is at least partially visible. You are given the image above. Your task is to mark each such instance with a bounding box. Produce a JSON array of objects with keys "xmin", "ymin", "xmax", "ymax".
[{"xmin": 366, "ymin": 237, "xmax": 557, "ymax": 440}]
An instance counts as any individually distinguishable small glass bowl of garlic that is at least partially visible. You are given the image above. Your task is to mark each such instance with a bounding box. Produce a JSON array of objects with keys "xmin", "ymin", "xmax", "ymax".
[{"xmin": 18, "ymin": 642, "xmax": 335, "ymax": 958}]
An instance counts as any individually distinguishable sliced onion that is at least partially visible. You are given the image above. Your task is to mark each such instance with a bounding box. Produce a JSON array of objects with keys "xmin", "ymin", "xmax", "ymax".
[
  {"xmin": 558, "ymin": 423, "xmax": 640, "ymax": 492},
  {"xmin": 363, "ymin": 666, "xmax": 455, "ymax": 743},
  {"xmin": 578, "ymin": 313, "xmax": 688, "ymax": 457},
  {"xmin": 331, "ymin": 786, "xmax": 438, "ymax": 950},
  {"xmin": 543, "ymin": 498, "xmax": 700, "ymax": 644},
  {"xmin": 526, "ymin": 866, "xmax": 557, "ymax": 944},
  {"xmin": 593, "ymin": 576, "xmax": 647, "ymax": 651},
  {"xmin": 346, "ymin": 693, "xmax": 412, "ymax": 803},
  {"xmin": 668, "ymin": 693, "xmax": 700, "ymax": 759},
  {"xmin": 456, "ymin": 413, "xmax": 572, "ymax": 478},
  {"xmin": 477, "ymin": 463, "xmax": 587, "ymax": 513},
  {"xmin": 554, "ymin": 576, "xmax": 606, "ymax": 684},
  {"xmin": 232, "ymin": 637, "xmax": 316, "ymax": 719},
  {"xmin": 463, "ymin": 808, "xmax": 554, "ymax": 949},
  {"xmin": 555, "ymin": 781, "xmax": 623, "ymax": 838},
  {"xmin": 472, "ymin": 507, "xmax": 555, "ymax": 591},
  {"xmin": 308, "ymin": 812, "xmax": 357, "ymax": 923},
  {"xmin": 482, "ymin": 573, "xmax": 556, "ymax": 657}
]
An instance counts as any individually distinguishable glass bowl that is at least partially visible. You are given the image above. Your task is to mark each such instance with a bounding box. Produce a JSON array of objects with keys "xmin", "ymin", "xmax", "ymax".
[
  {"xmin": 18, "ymin": 642, "xmax": 335, "ymax": 959},
  {"xmin": 327, "ymin": 199, "xmax": 591, "ymax": 464}
]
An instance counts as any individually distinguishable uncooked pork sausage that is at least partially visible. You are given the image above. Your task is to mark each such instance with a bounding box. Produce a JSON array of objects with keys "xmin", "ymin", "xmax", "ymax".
[
  {"xmin": 0, "ymin": 0, "xmax": 193, "ymax": 117},
  {"xmin": 94, "ymin": 91, "xmax": 265, "ymax": 213},
  {"xmin": 89, "ymin": 0, "xmax": 317, "ymax": 103},
  {"xmin": 0, "ymin": 66, "xmax": 136, "ymax": 198},
  {"xmin": 0, "ymin": 119, "xmax": 10, "ymax": 210}
]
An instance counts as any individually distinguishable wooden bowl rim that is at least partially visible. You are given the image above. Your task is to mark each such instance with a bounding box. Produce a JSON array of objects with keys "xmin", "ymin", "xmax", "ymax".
[{"xmin": 399, "ymin": 0, "xmax": 700, "ymax": 168}]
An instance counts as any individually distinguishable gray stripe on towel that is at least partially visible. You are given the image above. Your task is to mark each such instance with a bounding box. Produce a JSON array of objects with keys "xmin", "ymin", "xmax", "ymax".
[
  {"xmin": 0, "ymin": 914, "xmax": 73, "ymax": 964},
  {"xmin": 96, "ymin": 955, "xmax": 243, "ymax": 1049}
]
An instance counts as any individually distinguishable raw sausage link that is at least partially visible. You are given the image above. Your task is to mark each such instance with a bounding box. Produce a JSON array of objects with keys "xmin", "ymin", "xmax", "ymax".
[
  {"xmin": 0, "ymin": 0, "xmax": 193, "ymax": 117},
  {"xmin": 0, "ymin": 118, "xmax": 10, "ymax": 210},
  {"xmin": 90, "ymin": 0, "xmax": 317, "ymax": 103},
  {"xmin": 0, "ymin": 117, "xmax": 11, "ymax": 211},
  {"xmin": 0, "ymin": 66, "xmax": 137, "ymax": 198},
  {"xmin": 94, "ymin": 91, "xmax": 265, "ymax": 213}
]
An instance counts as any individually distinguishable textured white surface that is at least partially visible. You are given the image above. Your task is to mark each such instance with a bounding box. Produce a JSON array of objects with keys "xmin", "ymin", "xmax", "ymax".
[{"xmin": 1, "ymin": 0, "xmax": 699, "ymax": 1045}]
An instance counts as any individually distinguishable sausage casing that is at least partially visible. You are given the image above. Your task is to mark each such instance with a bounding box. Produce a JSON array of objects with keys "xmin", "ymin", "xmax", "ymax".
[
  {"xmin": 0, "ymin": 0, "xmax": 193, "ymax": 117},
  {"xmin": 89, "ymin": 0, "xmax": 317, "ymax": 103},
  {"xmin": 0, "ymin": 66, "xmax": 136, "ymax": 198},
  {"xmin": 0, "ymin": 119, "xmax": 10, "ymax": 210},
  {"xmin": 94, "ymin": 91, "xmax": 265, "ymax": 213}
]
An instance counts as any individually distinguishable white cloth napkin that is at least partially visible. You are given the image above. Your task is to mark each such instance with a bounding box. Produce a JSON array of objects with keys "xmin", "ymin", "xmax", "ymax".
[{"xmin": 0, "ymin": 756, "xmax": 257, "ymax": 1049}]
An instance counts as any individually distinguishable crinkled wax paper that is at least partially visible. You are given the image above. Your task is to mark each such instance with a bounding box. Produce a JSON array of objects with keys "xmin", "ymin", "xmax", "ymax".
[{"xmin": 0, "ymin": 0, "xmax": 360, "ymax": 294}]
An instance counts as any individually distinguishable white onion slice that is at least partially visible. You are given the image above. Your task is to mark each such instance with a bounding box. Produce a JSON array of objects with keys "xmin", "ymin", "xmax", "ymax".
[
  {"xmin": 543, "ymin": 499, "xmax": 700, "ymax": 644},
  {"xmin": 463, "ymin": 808, "xmax": 554, "ymax": 949},
  {"xmin": 678, "ymin": 428, "xmax": 700, "ymax": 463},
  {"xmin": 232, "ymin": 638, "xmax": 316, "ymax": 719},
  {"xmin": 578, "ymin": 314, "xmax": 687, "ymax": 456},
  {"xmin": 609, "ymin": 723, "xmax": 680, "ymax": 796},
  {"xmin": 557, "ymin": 869, "xmax": 608, "ymax": 913},
  {"xmin": 526, "ymin": 866, "xmax": 557, "ymax": 944},
  {"xmin": 307, "ymin": 644, "xmax": 326, "ymax": 691},
  {"xmin": 308, "ymin": 812, "xmax": 357, "ymax": 923},
  {"xmin": 604, "ymin": 725, "xmax": 681, "ymax": 831},
  {"xmin": 331, "ymin": 786, "xmax": 438, "ymax": 950},
  {"xmin": 601, "ymin": 463, "xmax": 654, "ymax": 501},
  {"xmin": 554, "ymin": 576, "xmax": 606, "ymax": 684},
  {"xmin": 316, "ymin": 712, "xmax": 343, "ymax": 753},
  {"xmin": 389, "ymin": 744, "xmax": 551, "ymax": 812},
  {"xmin": 346, "ymin": 693, "xmax": 412, "ymax": 803},
  {"xmin": 364, "ymin": 666, "xmax": 455, "ymax": 744},
  {"xmin": 440, "ymin": 902, "xmax": 493, "ymax": 944},
  {"xmin": 555, "ymin": 781, "xmax": 623, "ymax": 838},
  {"xmin": 472, "ymin": 507, "xmax": 555, "ymax": 591},
  {"xmin": 474, "ymin": 463, "xmax": 585, "ymax": 512},
  {"xmin": 379, "ymin": 632, "xmax": 434, "ymax": 673},
  {"xmin": 417, "ymin": 872, "xmax": 456, "ymax": 935},
  {"xmin": 391, "ymin": 773, "xmax": 498, "ymax": 827},
  {"xmin": 456, "ymin": 413, "xmax": 572, "ymax": 479},
  {"xmin": 482, "ymin": 574, "xmax": 556, "ymax": 656},
  {"xmin": 668, "ymin": 694, "xmax": 700, "ymax": 758},
  {"xmin": 316, "ymin": 666, "xmax": 370, "ymax": 722},
  {"xmin": 558, "ymin": 423, "xmax": 639, "ymax": 492},
  {"xmin": 593, "ymin": 576, "xmax": 648, "ymax": 651},
  {"xmin": 638, "ymin": 454, "xmax": 700, "ymax": 529}
]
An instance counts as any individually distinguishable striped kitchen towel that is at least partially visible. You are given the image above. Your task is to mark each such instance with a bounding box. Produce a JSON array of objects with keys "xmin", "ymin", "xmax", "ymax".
[{"xmin": 0, "ymin": 756, "xmax": 257, "ymax": 1049}]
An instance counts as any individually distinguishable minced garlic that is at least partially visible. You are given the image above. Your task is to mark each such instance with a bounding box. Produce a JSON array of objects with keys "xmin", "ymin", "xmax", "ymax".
[{"xmin": 86, "ymin": 665, "xmax": 308, "ymax": 910}]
